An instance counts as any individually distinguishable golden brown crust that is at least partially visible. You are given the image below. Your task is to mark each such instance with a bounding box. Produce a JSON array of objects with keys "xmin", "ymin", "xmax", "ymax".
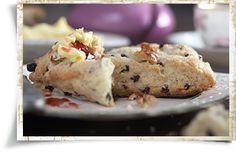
[{"xmin": 107, "ymin": 43, "xmax": 216, "ymax": 97}]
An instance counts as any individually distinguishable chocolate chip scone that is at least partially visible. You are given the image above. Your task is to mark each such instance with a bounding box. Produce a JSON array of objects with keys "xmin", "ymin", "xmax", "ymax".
[
  {"xmin": 29, "ymin": 28, "xmax": 115, "ymax": 106},
  {"xmin": 106, "ymin": 43, "xmax": 216, "ymax": 97}
]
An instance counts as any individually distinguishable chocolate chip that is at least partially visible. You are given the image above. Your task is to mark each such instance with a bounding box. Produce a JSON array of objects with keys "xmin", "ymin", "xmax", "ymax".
[
  {"xmin": 45, "ymin": 85, "xmax": 54, "ymax": 92},
  {"xmin": 74, "ymin": 92, "xmax": 80, "ymax": 96},
  {"xmin": 184, "ymin": 54, "xmax": 189, "ymax": 57},
  {"xmin": 130, "ymin": 75, "xmax": 140, "ymax": 82},
  {"xmin": 120, "ymin": 65, "xmax": 129, "ymax": 73},
  {"xmin": 106, "ymin": 93, "xmax": 112, "ymax": 101},
  {"xmin": 46, "ymin": 66, "xmax": 49, "ymax": 72},
  {"xmin": 69, "ymin": 62, "xmax": 74, "ymax": 67},
  {"xmin": 27, "ymin": 63, "xmax": 37, "ymax": 72},
  {"xmin": 110, "ymin": 54, "xmax": 114, "ymax": 57},
  {"xmin": 159, "ymin": 44, "xmax": 164, "ymax": 48},
  {"xmin": 142, "ymin": 87, "xmax": 150, "ymax": 94},
  {"xmin": 121, "ymin": 54, "xmax": 128, "ymax": 57},
  {"xmin": 161, "ymin": 84, "xmax": 169, "ymax": 93},
  {"xmin": 184, "ymin": 83, "xmax": 191, "ymax": 90},
  {"xmin": 157, "ymin": 61, "xmax": 164, "ymax": 67},
  {"xmin": 122, "ymin": 85, "xmax": 128, "ymax": 89},
  {"xmin": 64, "ymin": 92, "xmax": 72, "ymax": 96}
]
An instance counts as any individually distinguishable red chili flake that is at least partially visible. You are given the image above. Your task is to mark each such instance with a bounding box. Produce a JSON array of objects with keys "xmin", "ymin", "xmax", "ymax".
[{"xmin": 61, "ymin": 47, "xmax": 70, "ymax": 52}]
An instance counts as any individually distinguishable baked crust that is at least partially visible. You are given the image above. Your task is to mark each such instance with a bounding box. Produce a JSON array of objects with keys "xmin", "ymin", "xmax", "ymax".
[{"xmin": 106, "ymin": 43, "xmax": 216, "ymax": 97}]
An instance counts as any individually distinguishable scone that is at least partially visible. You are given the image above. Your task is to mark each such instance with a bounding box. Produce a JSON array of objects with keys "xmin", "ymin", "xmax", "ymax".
[
  {"xmin": 106, "ymin": 43, "xmax": 216, "ymax": 97},
  {"xmin": 29, "ymin": 28, "xmax": 115, "ymax": 106}
]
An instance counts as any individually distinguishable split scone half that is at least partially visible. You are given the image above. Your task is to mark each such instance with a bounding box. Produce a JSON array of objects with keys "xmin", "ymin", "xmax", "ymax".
[
  {"xmin": 106, "ymin": 43, "xmax": 216, "ymax": 97},
  {"xmin": 29, "ymin": 28, "xmax": 115, "ymax": 106}
]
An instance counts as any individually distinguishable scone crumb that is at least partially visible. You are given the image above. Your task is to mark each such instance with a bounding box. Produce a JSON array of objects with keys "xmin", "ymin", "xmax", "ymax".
[
  {"xmin": 128, "ymin": 93, "xmax": 139, "ymax": 100},
  {"xmin": 43, "ymin": 91, "xmax": 52, "ymax": 97},
  {"xmin": 136, "ymin": 94, "xmax": 156, "ymax": 108},
  {"xmin": 128, "ymin": 93, "xmax": 157, "ymax": 108}
]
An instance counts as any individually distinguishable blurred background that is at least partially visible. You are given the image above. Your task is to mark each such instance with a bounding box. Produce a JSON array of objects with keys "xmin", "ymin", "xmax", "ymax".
[{"xmin": 23, "ymin": 4, "xmax": 229, "ymax": 72}]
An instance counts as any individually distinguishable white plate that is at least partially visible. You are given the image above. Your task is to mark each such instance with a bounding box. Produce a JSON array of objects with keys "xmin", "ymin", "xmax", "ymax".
[
  {"xmin": 23, "ymin": 65, "xmax": 229, "ymax": 121},
  {"xmin": 23, "ymin": 32, "xmax": 130, "ymax": 64},
  {"xmin": 167, "ymin": 31, "xmax": 229, "ymax": 73}
]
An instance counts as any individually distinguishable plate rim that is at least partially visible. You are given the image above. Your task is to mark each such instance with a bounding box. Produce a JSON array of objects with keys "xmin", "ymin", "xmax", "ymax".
[{"xmin": 23, "ymin": 66, "xmax": 229, "ymax": 121}]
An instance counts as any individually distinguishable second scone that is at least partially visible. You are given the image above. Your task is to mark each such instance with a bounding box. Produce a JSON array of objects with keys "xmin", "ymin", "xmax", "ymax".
[{"xmin": 106, "ymin": 43, "xmax": 216, "ymax": 97}]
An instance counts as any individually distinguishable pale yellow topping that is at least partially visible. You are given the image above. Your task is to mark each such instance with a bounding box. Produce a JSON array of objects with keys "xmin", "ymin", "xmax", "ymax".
[
  {"xmin": 57, "ymin": 45, "xmax": 86, "ymax": 62},
  {"xmin": 52, "ymin": 28, "xmax": 104, "ymax": 62}
]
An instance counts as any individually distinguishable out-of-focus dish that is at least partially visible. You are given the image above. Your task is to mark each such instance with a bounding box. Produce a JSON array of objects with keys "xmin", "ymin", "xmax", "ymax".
[
  {"xmin": 23, "ymin": 17, "xmax": 130, "ymax": 47},
  {"xmin": 67, "ymin": 4, "xmax": 176, "ymax": 44},
  {"xmin": 194, "ymin": 4, "xmax": 229, "ymax": 48},
  {"xmin": 24, "ymin": 17, "xmax": 74, "ymax": 39}
]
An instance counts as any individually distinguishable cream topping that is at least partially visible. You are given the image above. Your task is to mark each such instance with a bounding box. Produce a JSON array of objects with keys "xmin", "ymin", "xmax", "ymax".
[{"xmin": 52, "ymin": 28, "xmax": 104, "ymax": 62}]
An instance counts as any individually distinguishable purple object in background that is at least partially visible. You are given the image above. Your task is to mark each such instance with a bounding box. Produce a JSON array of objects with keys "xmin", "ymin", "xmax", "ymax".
[
  {"xmin": 145, "ymin": 4, "xmax": 176, "ymax": 43},
  {"xmin": 67, "ymin": 4, "xmax": 175, "ymax": 44}
]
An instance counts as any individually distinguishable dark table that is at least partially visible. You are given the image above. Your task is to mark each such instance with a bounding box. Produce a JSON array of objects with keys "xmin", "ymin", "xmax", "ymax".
[
  {"xmin": 22, "ymin": 109, "xmax": 200, "ymax": 136},
  {"xmin": 23, "ymin": 99, "xmax": 229, "ymax": 136}
]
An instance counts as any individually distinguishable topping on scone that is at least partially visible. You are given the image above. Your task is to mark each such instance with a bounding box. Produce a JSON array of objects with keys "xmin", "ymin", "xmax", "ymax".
[
  {"xmin": 51, "ymin": 28, "xmax": 104, "ymax": 62},
  {"xmin": 134, "ymin": 42, "xmax": 159, "ymax": 64}
]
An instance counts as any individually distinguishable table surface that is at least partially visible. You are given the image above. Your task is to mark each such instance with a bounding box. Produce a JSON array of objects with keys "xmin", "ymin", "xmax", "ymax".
[{"xmin": 23, "ymin": 98, "xmax": 229, "ymax": 136}]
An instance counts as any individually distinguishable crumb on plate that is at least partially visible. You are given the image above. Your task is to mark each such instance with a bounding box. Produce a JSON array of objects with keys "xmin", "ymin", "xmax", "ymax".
[{"xmin": 128, "ymin": 93, "xmax": 157, "ymax": 108}]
